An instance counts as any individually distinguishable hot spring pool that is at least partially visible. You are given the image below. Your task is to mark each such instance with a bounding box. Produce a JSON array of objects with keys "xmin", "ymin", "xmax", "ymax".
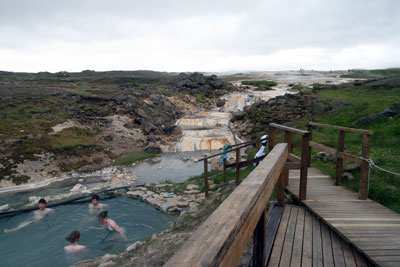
[{"xmin": 0, "ymin": 196, "xmax": 175, "ymax": 267}]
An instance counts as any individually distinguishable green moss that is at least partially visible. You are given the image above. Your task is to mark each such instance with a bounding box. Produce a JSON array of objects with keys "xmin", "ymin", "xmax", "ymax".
[
  {"xmin": 59, "ymin": 160, "xmax": 89, "ymax": 172},
  {"xmin": 93, "ymin": 157, "xmax": 103, "ymax": 164},
  {"xmin": 195, "ymin": 93, "xmax": 206, "ymax": 103},
  {"xmin": 114, "ymin": 151, "xmax": 157, "ymax": 165},
  {"xmin": 341, "ymin": 68, "xmax": 400, "ymax": 78},
  {"xmin": 241, "ymin": 80, "xmax": 277, "ymax": 91},
  {"xmin": 11, "ymin": 175, "xmax": 30, "ymax": 185}
]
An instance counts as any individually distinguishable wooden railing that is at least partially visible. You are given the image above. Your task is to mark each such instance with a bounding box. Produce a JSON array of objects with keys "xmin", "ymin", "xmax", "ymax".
[
  {"xmin": 307, "ymin": 122, "xmax": 374, "ymax": 200},
  {"xmin": 164, "ymin": 144, "xmax": 288, "ymax": 267},
  {"xmin": 268, "ymin": 123, "xmax": 311, "ymax": 201},
  {"xmin": 199, "ymin": 136, "xmax": 268, "ymax": 197}
]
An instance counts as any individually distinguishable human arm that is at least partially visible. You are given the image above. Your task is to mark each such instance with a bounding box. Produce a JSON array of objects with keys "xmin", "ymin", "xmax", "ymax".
[
  {"xmin": 4, "ymin": 220, "xmax": 33, "ymax": 233},
  {"xmin": 109, "ymin": 220, "xmax": 127, "ymax": 240}
]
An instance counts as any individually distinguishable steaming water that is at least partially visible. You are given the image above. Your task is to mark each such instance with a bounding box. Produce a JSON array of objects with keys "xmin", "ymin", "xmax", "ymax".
[{"xmin": 0, "ymin": 196, "xmax": 174, "ymax": 267}]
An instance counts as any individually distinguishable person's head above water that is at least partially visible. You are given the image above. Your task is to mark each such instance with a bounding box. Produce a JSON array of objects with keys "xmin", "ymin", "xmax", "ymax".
[
  {"xmin": 66, "ymin": 230, "xmax": 80, "ymax": 244},
  {"xmin": 98, "ymin": 210, "xmax": 108, "ymax": 223},
  {"xmin": 91, "ymin": 194, "xmax": 100, "ymax": 206},
  {"xmin": 38, "ymin": 198, "xmax": 47, "ymax": 210}
]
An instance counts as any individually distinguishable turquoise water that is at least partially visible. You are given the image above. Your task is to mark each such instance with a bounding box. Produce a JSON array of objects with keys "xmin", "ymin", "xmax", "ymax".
[{"xmin": 0, "ymin": 196, "xmax": 174, "ymax": 267}]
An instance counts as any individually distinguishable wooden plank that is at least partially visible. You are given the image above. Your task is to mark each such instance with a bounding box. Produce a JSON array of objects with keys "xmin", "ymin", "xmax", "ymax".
[
  {"xmin": 223, "ymin": 158, "xmax": 227, "ymax": 182},
  {"xmin": 312, "ymin": 216, "xmax": 323, "ymax": 267},
  {"xmin": 285, "ymin": 130, "xmax": 293, "ymax": 154},
  {"xmin": 265, "ymin": 205, "xmax": 284, "ymax": 264},
  {"xmin": 335, "ymin": 130, "xmax": 345, "ymax": 185},
  {"xmin": 363, "ymin": 250, "xmax": 400, "ymax": 256},
  {"xmin": 277, "ymin": 170, "xmax": 285, "ymax": 206},
  {"xmin": 284, "ymin": 162, "xmax": 301, "ymax": 170},
  {"xmin": 338, "ymin": 151, "xmax": 363, "ymax": 165},
  {"xmin": 164, "ymin": 144, "xmax": 288, "ymax": 267},
  {"xmin": 288, "ymin": 153, "xmax": 301, "ymax": 162},
  {"xmin": 331, "ymin": 229, "xmax": 346, "ymax": 267},
  {"xmin": 299, "ymin": 134, "xmax": 310, "ymax": 200},
  {"xmin": 301, "ymin": 210, "xmax": 313, "ymax": 267},
  {"xmin": 359, "ymin": 134, "xmax": 371, "ymax": 200},
  {"xmin": 352, "ymin": 247, "xmax": 370, "ymax": 267},
  {"xmin": 235, "ymin": 148, "xmax": 240, "ymax": 185},
  {"xmin": 291, "ymin": 208, "xmax": 305, "ymax": 267},
  {"xmin": 341, "ymin": 239, "xmax": 357, "ymax": 267},
  {"xmin": 308, "ymin": 121, "xmax": 374, "ymax": 135},
  {"xmin": 204, "ymin": 159, "xmax": 209, "ymax": 197},
  {"xmin": 270, "ymin": 123, "xmax": 310, "ymax": 135},
  {"xmin": 309, "ymin": 141, "xmax": 337, "ymax": 155},
  {"xmin": 321, "ymin": 222, "xmax": 334, "ymax": 266},
  {"xmin": 269, "ymin": 126, "xmax": 277, "ymax": 152},
  {"xmin": 225, "ymin": 155, "xmax": 266, "ymax": 169},
  {"xmin": 253, "ymin": 209, "xmax": 266, "ymax": 267},
  {"xmin": 279, "ymin": 206, "xmax": 299, "ymax": 267},
  {"xmin": 376, "ymin": 262, "xmax": 400, "ymax": 267},
  {"xmin": 269, "ymin": 206, "xmax": 291, "ymax": 266},
  {"xmin": 307, "ymin": 124, "xmax": 313, "ymax": 167}
]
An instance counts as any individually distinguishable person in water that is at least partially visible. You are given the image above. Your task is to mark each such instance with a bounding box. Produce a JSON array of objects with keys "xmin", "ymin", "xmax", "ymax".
[
  {"xmin": 64, "ymin": 230, "xmax": 85, "ymax": 253},
  {"xmin": 89, "ymin": 194, "xmax": 107, "ymax": 209},
  {"xmin": 98, "ymin": 210, "xmax": 126, "ymax": 239},
  {"xmin": 4, "ymin": 198, "xmax": 53, "ymax": 233}
]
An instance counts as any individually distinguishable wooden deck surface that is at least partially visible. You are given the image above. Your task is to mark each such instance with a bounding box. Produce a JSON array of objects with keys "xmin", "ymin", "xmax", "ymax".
[
  {"xmin": 287, "ymin": 168, "xmax": 400, "ymax": 267},
  {"xmin": 267, "ymin": 205, "xmax": 372, "ymax": 267}
]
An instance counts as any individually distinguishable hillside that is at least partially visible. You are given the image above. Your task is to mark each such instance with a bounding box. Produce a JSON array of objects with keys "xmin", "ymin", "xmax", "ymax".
[
  {"xmin": 0, "ymin": 70, "xmax": 236, "ymax": 186},
  {"xmin": 233, "ymin": 75, "xmax": 400, "ymax": 212}
]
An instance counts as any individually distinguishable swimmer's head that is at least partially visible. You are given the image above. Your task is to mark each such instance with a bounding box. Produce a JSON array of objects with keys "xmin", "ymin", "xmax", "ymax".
[
  {"xmin": 91, "ymin": 194, "xmax": 100, "ymax": 206},
  {"xmin": 98, "ymin": 210, "xmax": 108, "ymax": 223},
  {"xmin": 38, "ymin": 198, "xmax": 47, "ymax": 210},
  {"xmin": 66, "ymin": 230, "xmax": 80, "ymax": 244}
]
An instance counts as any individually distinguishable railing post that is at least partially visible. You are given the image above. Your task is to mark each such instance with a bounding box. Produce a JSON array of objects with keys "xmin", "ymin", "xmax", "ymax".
[
  {"xmin": 299, "ymin": 133, "xmax": 310, "ymax": 201},
  {"xmin": 284, "ymin": 130, "xmax": 293, "ymax": 153},
  {"xmin": 253, "ymin": 208, "xmax": 266, "ymax": 267},
  {"xmin": 284, "ymin": 131, "xmax": 293, "ymax": 186},
  {"xmin": 277, "ymin": 169, "xmax": 286, "ymax": 206},
  {"xmin": 223, "ymin": 158, "xmax": 227, "ymax": 183},
  {"xmin": 235, "ymin": 148, "xmax": 240, "ymax": 185},
  {"xmin": 268, "ymin": 126, "xmax": 277, "ymax": 152},
  {"xmin": 204, "ymin": 159, "xmax": 209, "ymax": 197},
  {"xmin": 335, "ymin": 130, "xmax": 346, "ymax": 185},
  {"xmin": 359, "ymin": 134, "xmax": 371, "ymax": 200},
  {"xmin": 307, "ymin": 124, "xmax": 313, "ymax": 167}
]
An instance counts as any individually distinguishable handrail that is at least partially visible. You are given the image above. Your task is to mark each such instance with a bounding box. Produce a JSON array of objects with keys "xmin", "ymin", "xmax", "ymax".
[
  {"xmin": 307, "ymin": 122, "xmax": 374, "ymax": 199},
  {"xmin": 199, "ymin": 137, "xmax": 268, "ymax": 161},
  {"xmin": 269, "ymin": 123, "xmax": 310, "ymax": 136},
  {"xmin": 164, "ymin": 143, "xmax": 288, "ymax": 267},
  {"xmin": 269, "ymin": 123, "xmax": 311, "ymax": 200},
  {"xmin": 309, "ymin": 122, "xmax": 374, "ymax": 135}
]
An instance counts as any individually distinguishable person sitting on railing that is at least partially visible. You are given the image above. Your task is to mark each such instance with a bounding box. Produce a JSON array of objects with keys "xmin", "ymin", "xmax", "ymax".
[
  {"xmin": 219, "ymin": 143, "xmax": 232, "ymax": 164},
  {"xmin": 254, "ymin": 135, "xmax": 268, "ymax": 166}
]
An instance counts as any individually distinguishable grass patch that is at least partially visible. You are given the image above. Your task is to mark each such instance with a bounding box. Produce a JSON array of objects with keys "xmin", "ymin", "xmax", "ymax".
[
  {"xmin": 195, "ymin": 93, "xmax": 206, "ymax": 103},
  {"xmin": 341, "ymin": 68, "xmax": 400, "ymax": 78},
  {"xmin": 299, "ymin": 82, "xmax": 400, "ymax": 212},
  {"xmin": 11, "ymin": 175, "xmax": 30, "ymax": 185},
  {"xmin": 59, "ymin": 160, "xmax": 89, "ymax": 172},
  {"xmin": 114, "ymin": 151, "xmax": 157, "ymax": 165},
  {"xmin": 241, "ymin": 80, "xmax": 277, "ymax": 91}
]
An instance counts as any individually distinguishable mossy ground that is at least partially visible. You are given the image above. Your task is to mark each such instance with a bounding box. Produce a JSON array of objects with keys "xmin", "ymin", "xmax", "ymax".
[
  {"xmin": 283, "ymin": 78, "xmax": 400, "ymax": 212},
  {"xmin": 241, "ymin": 80, "xmax": 277, "ymax": 91}
]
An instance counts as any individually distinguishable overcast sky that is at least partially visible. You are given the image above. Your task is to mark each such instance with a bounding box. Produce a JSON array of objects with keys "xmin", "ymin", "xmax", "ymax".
[{"xmin": 0, "ymin": 0, "xmax": 399, "ymax": 72}]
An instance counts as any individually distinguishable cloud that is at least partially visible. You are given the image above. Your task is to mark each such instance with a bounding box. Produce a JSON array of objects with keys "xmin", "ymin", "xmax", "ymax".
[{"xmin": 0, "ymin": 0, "xmax": 399, "ymax": 72}]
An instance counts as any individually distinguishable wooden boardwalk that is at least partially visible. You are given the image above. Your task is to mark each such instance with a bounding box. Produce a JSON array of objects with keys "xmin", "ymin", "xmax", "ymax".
[
  {"xmin": 287, "ymin": 168, "xmax": 400, "ymax": 267},
  {"xmin": 267, "ymin": 205, "xmax": 372, "ymax": 267}
]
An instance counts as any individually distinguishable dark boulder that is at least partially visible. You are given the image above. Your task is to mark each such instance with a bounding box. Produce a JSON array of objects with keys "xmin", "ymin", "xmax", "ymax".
[
  {"xmin": 356, "ymin": 102, "xmax": 400, "ymax": 127},
  {"xmin": 216, "ymin": 98, "xmax": 226, "ymax": 107}
]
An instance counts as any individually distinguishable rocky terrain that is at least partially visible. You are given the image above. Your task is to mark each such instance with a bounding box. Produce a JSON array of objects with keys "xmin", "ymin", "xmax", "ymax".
[{"xmin": 0, "ymin": 71, "xmax": 236, "ymax": 187}]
